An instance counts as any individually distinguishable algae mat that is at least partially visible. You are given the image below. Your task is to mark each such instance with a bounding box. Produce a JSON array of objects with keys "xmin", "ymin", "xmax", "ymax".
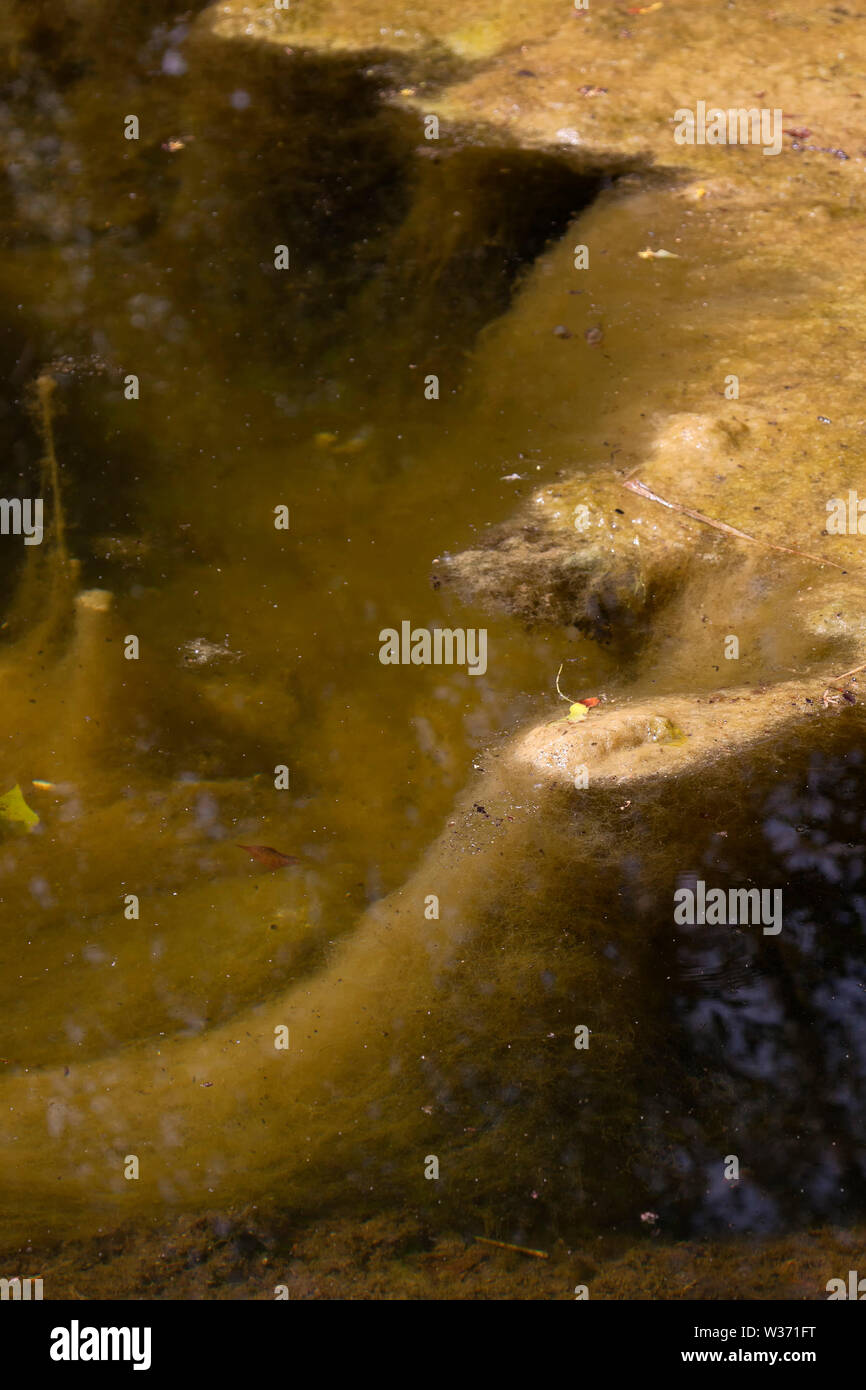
[{"xmin": 0, "ymin": 0, "xmax": 865, "ymax": 1304}]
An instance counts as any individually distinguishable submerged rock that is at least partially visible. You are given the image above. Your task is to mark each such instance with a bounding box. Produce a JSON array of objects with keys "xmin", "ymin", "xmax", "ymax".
[{"xmin": 1, "ymin": 662, "xmax": 865, "ymax": 1241}]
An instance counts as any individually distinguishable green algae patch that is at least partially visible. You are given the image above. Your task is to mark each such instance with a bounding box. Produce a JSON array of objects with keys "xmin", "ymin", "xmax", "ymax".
[
  {"xmin": 647, "ymin": 716, "xmax": 686, "ymax": 745},
  {"xmin": 207, "ymin": 0, "xmax": 567, "ymax": 64},
  {"xmin": 0, "ymin": 784, "xmax": 39, "ymax": 833}
]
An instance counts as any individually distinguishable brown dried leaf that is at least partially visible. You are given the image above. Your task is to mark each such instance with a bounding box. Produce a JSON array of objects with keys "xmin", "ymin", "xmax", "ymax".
[{"xmin": 236, "ymin": 844, "xmax": 299, "ymax": 869}]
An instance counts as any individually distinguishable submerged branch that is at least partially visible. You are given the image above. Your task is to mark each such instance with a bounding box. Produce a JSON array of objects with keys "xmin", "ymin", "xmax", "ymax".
[{"xmin": 35, "ymin": 373, "xmax": 68, "ymax": 566}]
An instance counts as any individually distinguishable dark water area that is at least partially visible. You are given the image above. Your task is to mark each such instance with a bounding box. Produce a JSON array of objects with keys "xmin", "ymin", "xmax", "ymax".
[
  {"xmin": 0, "ymin": 4, "xmax": 596, "ymax": 924},
  {"xmin": 665, "ymin": 752, "xmax": 866, "ymax": 1234}
]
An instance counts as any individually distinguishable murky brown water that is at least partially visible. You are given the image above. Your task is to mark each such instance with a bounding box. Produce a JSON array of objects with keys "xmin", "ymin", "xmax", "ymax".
[
  {"xmin": 2, "ymin": 1, "xmax": 866, "ymax": 1299},
  {"xmin": 0, "ymin": 5, "xmax": 618, "ymax": 1248}
]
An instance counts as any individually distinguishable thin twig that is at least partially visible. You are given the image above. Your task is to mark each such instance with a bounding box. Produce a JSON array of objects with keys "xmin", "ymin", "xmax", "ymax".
[
  {"xmin": 830, "ymin": 661, "xmax": 866, "ymax": 683},
  {"xmin": 623, "ymin": 478, "xmax": 849, "ymax": 572},
  {"xmin": 555, "ymin": 662, "xmax": 578, "ymax": 704},
  {"xmin": 474, "ymin": 1236, "xmax": 549, "ymax": 1259}
]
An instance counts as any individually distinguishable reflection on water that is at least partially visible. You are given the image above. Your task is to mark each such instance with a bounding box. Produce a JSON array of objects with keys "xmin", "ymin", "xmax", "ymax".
[{"xmin": 670, "ymin": 753, "xmax": 866, "ymax": 1233}]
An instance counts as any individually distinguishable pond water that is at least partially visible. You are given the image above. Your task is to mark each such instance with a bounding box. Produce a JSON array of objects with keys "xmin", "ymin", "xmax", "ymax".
[{"xmin": 1, "ymin": 1, "xmax": 865, "ymax": 1296}]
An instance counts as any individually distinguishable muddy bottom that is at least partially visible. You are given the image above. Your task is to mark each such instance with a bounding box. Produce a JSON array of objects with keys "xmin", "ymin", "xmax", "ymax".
[{"xmin": 5, "ymin": 1207, "xmax": 864, "ymax": 1301}]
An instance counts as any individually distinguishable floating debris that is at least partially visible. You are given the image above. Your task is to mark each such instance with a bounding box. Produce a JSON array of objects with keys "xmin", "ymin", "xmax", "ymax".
[
  {"xmin": 89, "ymin": 533, "xmax": 151, "ymax": 564},
  {"xmin": 179, "ymin": 637, "xmax": 240, "ymax": 667},
  {"xmin": 473, "ymin": 1236, "xmax": 549, "ymax": 1259},
  {"xmin": 821, "ymin": 685, "xmax": 856, "ymax": 709},
  {"xmin": 236, "ymin": 844, "xmax": 299, "ymax": 869},
  {"xmin": 76, "ymin": 588, "xmax": 112, "ymax": 614},
  {"xmin": 554, "ymin": 663, "xmax": 602, "ymax": 721}
]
